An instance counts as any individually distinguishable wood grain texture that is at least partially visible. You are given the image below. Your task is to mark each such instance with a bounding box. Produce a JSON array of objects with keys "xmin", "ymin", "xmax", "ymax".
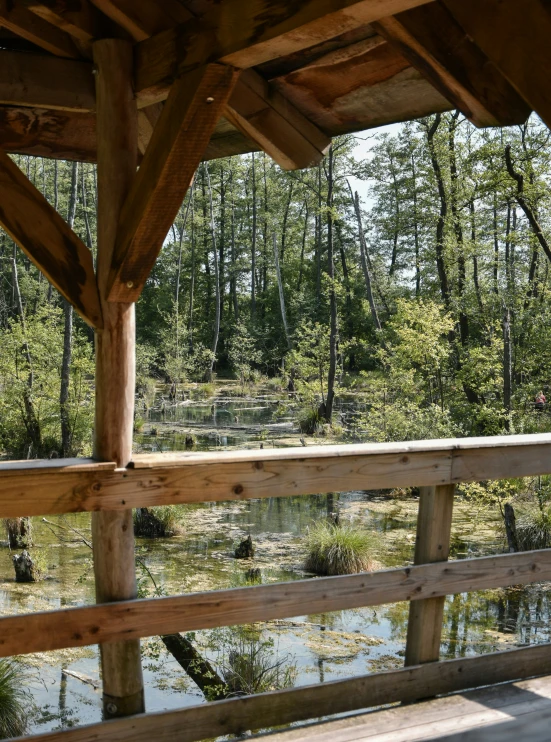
[
  {"xmin": 107, "ymin": 63, "xmax": 239, "ymax": 303},
  {"xmin": 225, "ymin": 69, "xmax": 330, "ymax": 170},
  {"xmin": 374, "ymin": 2, "xmax": 530, "ymax": 127},
  {"xmin": 443, "ymin": 0, "xmax": 551, "ymax": 130},
  {"xmin": 0, "ymin": 547, "xmax": 550, "ymax": 658},
  {"xmin": 0, "ymin": 50, "xmax": 95, "ymax": 112},
  {"xmin": 92, "ymin": 37, "xmax": 143, "ymax": 719},
  {"xmin": 0, "ymin": 0, "xmax": 79, "ymax": 58},
  {"xmin": 134, "ymin": 0, "xmax": 437, "ymax": 105},
  {"xmin": 16, "ymin": 642, "xmax": 551, "ymax": 742},
  {"xmin": 0, "ymin": 435, "xmax": 551, "ymax": 518},
  {"xmin": 24, "ymin": 0, "xmax": 104, "ymax": 53},
  {"xmin": 0, "ymin": 146, "xmax": 101, "ymax": 327},
  {"xmin": 405, "ymin": 484, "xmax": 455, "ymax": 666},
  {"xmin": 90, "ymin": 0, "xmax": 191, "ymax": 41}
]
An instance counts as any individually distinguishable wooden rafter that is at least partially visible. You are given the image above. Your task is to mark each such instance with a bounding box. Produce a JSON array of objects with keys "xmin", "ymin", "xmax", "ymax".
[
  {"xmin": 23, "ymin": 0, "xmax": 102, "ymax": 56},
  {"xmin": 0, "ymin": 50, "xmax": 95, "ymax": 112},
  {"xmin": 0, "ymin": 0, "xmax": 79, "ymax": 58},
  {"xmin": 374, "ymin": 2, "xmax": 530, "ymax": 127},
  {"xmin": 226, "ymin": 69, "xmax": 330, "ymax": 170},
  {"xmin": 107, "ymin": 63, "xmax": 239, "ymax": 303},
  {"xmin": 89, "ymin": 0, "xmax": 190, "ymax": 41},
  {"xmin": 135, "ymin": 0, "xmax": 438, "ymax": 106},
  {"xmin": 0, "ymin": 147, "xmax": 102, "ymax": 327},
  {"xmin": 443, "ymin": 0, "xmax": 551, "ymax": 130}
]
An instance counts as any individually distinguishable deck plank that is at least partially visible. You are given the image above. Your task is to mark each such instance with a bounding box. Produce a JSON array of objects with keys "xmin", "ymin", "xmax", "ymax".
[{"xmin": 252, "ymin": 675, "xmax": 551, "ymax": 742}]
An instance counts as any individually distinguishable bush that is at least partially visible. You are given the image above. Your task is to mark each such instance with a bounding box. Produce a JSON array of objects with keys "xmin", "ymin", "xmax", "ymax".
[
  {"xmin": 305, "ymin": 521, "xmax": 374, "ymax": 575},
  {"xmin": 219, "ymin": 633, "xmax": 296, "ymax": 697},
  {"xmin": 0, "ymin": 660, "xmax": 29, "ymax": 737},
  {"xmin": 134, "ymin": 506, "xmax": 183, "ymax": 538}
]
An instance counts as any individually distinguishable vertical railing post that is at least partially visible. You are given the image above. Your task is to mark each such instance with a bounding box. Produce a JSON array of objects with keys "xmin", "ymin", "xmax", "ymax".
[
  {"xmin": 405, "ymin": 484, "xmax": 455, "ymax": 666},
  {"xmin": 91, "ymin": 38, "xmax": 144, "ymax": 718}
]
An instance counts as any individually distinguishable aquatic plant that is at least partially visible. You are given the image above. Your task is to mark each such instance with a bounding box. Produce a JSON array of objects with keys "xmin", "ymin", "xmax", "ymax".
[
  {"xmin": 305, "ymin": 520, "xmax": 374, "ymax": 575},
  {"xmin": 0, "ymin": 659, "xmax": 29, "ymax": 737},
  {"xmin": 516, "ymin": 508, "xmax": 551, "ymax": 551},
  {"xmin": 134, "ymin": 506, "xmax": 184, "ymax": 538},
  {"xmin": 220, "ymin": 633, "xmax": 297, "ymax": 697},
  {"xmin": 298, "ymin": 407, "xmax": 321, "ymax": 435}
]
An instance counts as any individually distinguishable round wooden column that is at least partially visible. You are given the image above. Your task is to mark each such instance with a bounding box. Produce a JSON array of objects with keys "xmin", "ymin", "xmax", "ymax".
[{"xmin": 91, "ymin": 38, "xmax": 144, "ymax": 718}]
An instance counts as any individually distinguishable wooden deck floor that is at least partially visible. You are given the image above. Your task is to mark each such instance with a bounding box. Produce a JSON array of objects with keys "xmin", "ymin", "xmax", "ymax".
[{"xmin": 252, "ymin": 675, "xmax": 551, "ymax": 742}]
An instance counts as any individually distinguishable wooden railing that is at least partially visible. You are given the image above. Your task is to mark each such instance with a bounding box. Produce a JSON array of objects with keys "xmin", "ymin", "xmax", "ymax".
[{"xmin": 7, "ymin": 433, "xmax": 551, "ymax": 742}]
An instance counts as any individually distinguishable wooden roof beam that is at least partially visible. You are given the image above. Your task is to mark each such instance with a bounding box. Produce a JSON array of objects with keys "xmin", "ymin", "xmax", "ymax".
[
  {"xmin": 89, "ymin": 0, "xmax": 191, "ymax": 42},
  {"xmin": 107, "ymin": 63, "xmax": 239, "ymax": 303},
  {"xmin": 374, "ymin": 2, "xmax": 530, "ymax": 127},
  {"xmin": 443, "ymin": 0, "xmax": 551, "ymax": 131},
  {"xmin": 225, "ymin": 69, "xmax": 330, "ymax": 170},
  {"xmin": 0, "ymin": 50, "xmax": 95, "ymax": 112},
  {"xmin": 0, "ymin": 0, "xmax": 79, "ymax": 58},
  {"xmin": 0, "ymin": 147, "xmax": 102, "ymax": 327},
  {"xmin": 135, "ymin": 0, "xmax": 438, "ymax": 107},
  {"xmin": 23, "ymin": 0, "xmax": 101, "ymax": 47}
]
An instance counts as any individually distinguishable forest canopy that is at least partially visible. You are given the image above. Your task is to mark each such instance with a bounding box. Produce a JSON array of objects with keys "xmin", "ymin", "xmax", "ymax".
[{"xmin": 1, "ymin": 111, "xmax": 550, "ymax": 457}]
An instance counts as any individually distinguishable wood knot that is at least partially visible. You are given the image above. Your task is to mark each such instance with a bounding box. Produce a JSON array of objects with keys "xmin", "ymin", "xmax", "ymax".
[
  {"xmin": 92, "ymin": 482, "xmax": 101, "ymax": 492},
  {"xmin": 254, "ymin": 461, "xmax": 264, "ymax": 470},
  {"xmin": 233, "ymin": 484, "xmax": 244, "ymax": 495},
  {"xmin": 400, "ymin": 456, "xmax": 409, "ymax": 464}
]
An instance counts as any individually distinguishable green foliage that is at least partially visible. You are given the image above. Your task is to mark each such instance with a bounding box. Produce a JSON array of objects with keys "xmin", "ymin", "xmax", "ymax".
[
  {"xmin": 0, "ymin": 660, "xmax": 30, "ymax": 738},
  {"xmin": 0, "ymin": 307, "xmax": 93, "ymax": 457},
  {"xmin": 305, "ymin": 520, "xmax": 375, "ymax": 575},
  {"xmin": 516, "ymin": 508, "xmax": 551, "ymax": 551},
  {"xmin": 220, "ymin": 632, "xmax": 297, "ymax": 697},
  {"xmin": 227, "ymin": 322, "xmax": 262, "ymax": 388}
]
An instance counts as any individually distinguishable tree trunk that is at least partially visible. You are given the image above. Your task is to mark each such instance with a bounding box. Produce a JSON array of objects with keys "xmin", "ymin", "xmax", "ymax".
[
  {"xmin": 161, "ymin": 634, "xmax": 227, "ymax": 701},
  {"xmin": 426, "ymin": 114, "xmax": 451, "ymax": 308},
  {"xmin": 503, "ymin": 503, "xmax": 519, "ymax": 553},
  {"xmin": 205, "ymin": 164, "xmax": 220, "ymax": 381},
  {"xmin": 348, "ymin": 182, "xmax": 381, "ymax": 330},
  {"xmin": 448, "ymin": 112, "xmax": 469, "ymax": 345},
  {"xmin": 251, "ymin": 153, "xmax": 257, "ymax": 318},
  {"xmin": 503, "ymin": 306, "xmax": 512, "ymax": 429},
  {"xmin": 273, "ymin": 233, "xmax": 291, "ymax": 350},
  {"xmin": 322, "ymin": 146, "xmax": 337, "ymax": 424},
  {"xmin": 60, "ymin": 161, "xmax": 78, "ymax": 458}
]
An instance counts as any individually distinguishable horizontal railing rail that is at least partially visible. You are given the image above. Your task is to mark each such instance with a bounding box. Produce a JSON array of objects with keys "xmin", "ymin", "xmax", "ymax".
[
  {"xmin": 0, "ymin": 548, "xmax": 549, "ymax": 658},
  {"xmin": 4, "ymin": 432, "xmax": 551, "ymax": 742},
  {"xmin": 22, "ymin": 642, "xmax": 551, "ymax": 742},
  {"xmin": 1, "ymin": 433, "xmax": 551, "ymax": 517}
]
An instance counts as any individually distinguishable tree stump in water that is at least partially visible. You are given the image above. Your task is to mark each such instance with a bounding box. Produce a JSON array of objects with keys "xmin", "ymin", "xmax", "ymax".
[
  {"xmin": 235, "ymin": 534, "xmax": 255, "ymax": 559},
  {"xmin": 504, "ymin": 503, "xmax": 520, "ymax": 552},
  {"xmin": 5, "ymin": 517, "xmax": 32, "ymax": 549},
  {"xmin": 13, "ymin": 551, "xmax": 40, "ymax": 582}
]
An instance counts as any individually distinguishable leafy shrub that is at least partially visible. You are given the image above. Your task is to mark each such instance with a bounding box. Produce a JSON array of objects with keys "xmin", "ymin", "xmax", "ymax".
[{"xmin": 305, "ymin": 521, "xmax": 375, "ymax": 575}]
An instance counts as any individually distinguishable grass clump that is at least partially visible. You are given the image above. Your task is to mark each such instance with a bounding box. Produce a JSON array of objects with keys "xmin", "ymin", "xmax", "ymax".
[
  {"xmin": 516, "ymin": 508, "xmax": 551, "ymax": 551},
  {"xmin": 305, "ymin": 520, "xmax": 375, "ymax": 575},
  {"xmin": 134, "ymin": 506, "xmax": 184, "ymax": 538},
  {"xmin": 0, "ymin": 659, "xmax": 29, "ymax": 737}
]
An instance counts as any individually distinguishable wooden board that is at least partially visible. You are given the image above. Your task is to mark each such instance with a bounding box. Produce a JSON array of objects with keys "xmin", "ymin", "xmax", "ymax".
[
  {"xmin": 0, "ymin": 50, "xmax": 95, "ymax": 112},
  {"xmin": 107, "ymin": 63, "xmax": 238, "ymax": 303},
  {"xmin": 405, "ymin": 484, "xmax": 455, "ymax": 666},
  {"xmin": 0, "ymin": 0, "xmax": 79, "ymax": 58},
  {"xmin": 0, "ymin": 434, "xmax": 551, "ymax": 517},
  {"xmin": 16, "ymin": 643, "xmax": 551, "ymax": 742},
  {"xmin": 0, "ymin": 547, "xmax": 550, "ymax": 657},
  {"xmin": 443, "ymin": 0, "xmax": 551, "ymax": 131},
  {"xmin": 134, "ymin": 0, "xmax": 437, "ymax": 106},
  {"xmin": 374, "ymin": 2, "xmax": 530, "ymax": 127},
  {"xmin": 253, "ymin": 675, "xmax": 551, "ymax": 742},
  {"xmin": 0, "ymin": 146, "xmax": 102, "ymax": 327},
  {"xmin": 225, "ymin": 69, "xmax": 330, "ymax": 170}
]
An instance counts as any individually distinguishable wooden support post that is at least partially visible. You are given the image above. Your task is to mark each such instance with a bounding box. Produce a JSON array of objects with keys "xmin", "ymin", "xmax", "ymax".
[
  {"xmin": 405, "ymin": 484, "xmax": 455, "ymax": 666},
  {"xmin": 91, "ymin": 38, "xmax": 144, "ymax": 719}
]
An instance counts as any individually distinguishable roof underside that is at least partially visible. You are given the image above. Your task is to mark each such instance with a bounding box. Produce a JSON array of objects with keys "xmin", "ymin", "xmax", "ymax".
[{"xmin": 0, "ymin": 0, "xmax": 543, "ymax": 165}]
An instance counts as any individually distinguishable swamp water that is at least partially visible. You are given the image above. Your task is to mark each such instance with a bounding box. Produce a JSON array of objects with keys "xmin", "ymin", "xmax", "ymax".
[{"xmin": 5, "ymin": 389, "xmax": 551, "ymax": 733}]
